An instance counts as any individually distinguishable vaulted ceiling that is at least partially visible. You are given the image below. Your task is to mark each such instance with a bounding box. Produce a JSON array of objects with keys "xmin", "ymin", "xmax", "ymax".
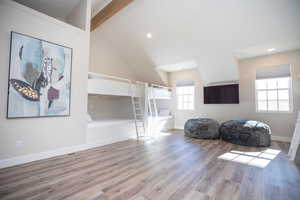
[
  {"xmin": 14, "ymin": 0, "xmax": 81, "ymax": 21},
  {"xmin": 13, "ymin": 0, "xmax": 300, "ymax": 84},
  {"xmin": 92, "ymin": 0, "xmax": 300, "ymax": 84}
]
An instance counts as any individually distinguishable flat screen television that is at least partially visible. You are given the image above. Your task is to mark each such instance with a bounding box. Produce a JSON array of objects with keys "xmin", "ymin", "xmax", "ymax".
[{"xmin": 204, "ymin": 84, "xmax": 239, "ymax": 104}]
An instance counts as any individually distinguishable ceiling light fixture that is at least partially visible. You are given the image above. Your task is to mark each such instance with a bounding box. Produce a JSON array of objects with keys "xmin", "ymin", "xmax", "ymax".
[
  {"xmin": 146, "ymin": 33, "xmax": 152, "ymax": 39},
  {"xmin": 267, "ymin": 48, "xmax": 276, "ymax": 52}
]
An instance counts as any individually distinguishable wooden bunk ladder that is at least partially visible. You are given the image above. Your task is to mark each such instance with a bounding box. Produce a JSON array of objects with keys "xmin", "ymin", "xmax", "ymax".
[
  {"xmin": 148, "ymin": 87, "xmax": 158, "ymax": 117},
  {"xmin": 131, "ymin": 84, "xmax": 146, "ymax": 139},
  {"xmin": 147, "ymin": 86, "xmax": 159, "ymax": 136}
]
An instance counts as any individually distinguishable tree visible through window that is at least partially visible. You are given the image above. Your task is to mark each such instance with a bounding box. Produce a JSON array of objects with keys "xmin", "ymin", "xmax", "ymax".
[
  {"xmin": 176, "ymin": 86, "xmax": 194, "ymax": 110},
  {"xmin": 255, "ymin": 77, "xmax": 291, "ymax": 112}
]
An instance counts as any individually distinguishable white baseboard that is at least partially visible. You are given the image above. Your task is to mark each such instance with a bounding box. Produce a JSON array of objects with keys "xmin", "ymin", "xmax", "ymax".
[
  {"xmin": 174, "ymin": 126, "xmax": 184, "ymax": 130},
  {"xmin": 0, "ymin": 134, "xmax": 290, "ymax": 169},
  {"xmin": 271, "ymin": 135, "xmax": 291, "ymax": 142},
  {"xmin": 0, "ymin": 138, "xmax": 134, "ymax": 169}
]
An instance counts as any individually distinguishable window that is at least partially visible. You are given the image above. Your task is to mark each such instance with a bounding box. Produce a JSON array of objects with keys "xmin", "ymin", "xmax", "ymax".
[
  {"xmin": 176, "ymin": 86, "xmax": 195, "ymax": 110},
  {"xmin": 255, "ymin": 77, "xmax": 292, "ymax": 112}
]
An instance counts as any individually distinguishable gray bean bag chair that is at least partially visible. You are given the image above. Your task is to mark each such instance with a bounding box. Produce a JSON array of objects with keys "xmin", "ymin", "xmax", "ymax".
[
  {"xmin": 184, "ymin": 118, "xmax": 220, "ymax": 139},
  {"xmin": 219, "ymin": 120, "xmax": 271, "ymax": 147}
]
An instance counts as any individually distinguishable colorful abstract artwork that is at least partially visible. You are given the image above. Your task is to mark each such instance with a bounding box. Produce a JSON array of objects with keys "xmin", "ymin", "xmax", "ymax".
[{"xmin": 7, "ymin": 32, "xmax": 72, "ymax": 118}]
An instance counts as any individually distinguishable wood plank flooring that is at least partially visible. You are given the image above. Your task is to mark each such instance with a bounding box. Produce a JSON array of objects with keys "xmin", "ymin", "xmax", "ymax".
[{"xmin": 0, "ymin": 131, "xmax": 299, "ymax": 200}]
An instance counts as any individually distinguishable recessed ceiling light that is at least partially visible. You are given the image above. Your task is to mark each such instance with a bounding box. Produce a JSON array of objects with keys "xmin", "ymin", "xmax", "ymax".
[
  {"xmin": 268, "ymin": 48, "xmax": 276, "ymax": 52},
  {"xmin": 146, "ymin": 33, "xmax": 152, "ymax": 39}
]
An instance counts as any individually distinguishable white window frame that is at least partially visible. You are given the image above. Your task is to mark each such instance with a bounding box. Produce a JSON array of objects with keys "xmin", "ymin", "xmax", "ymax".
[
  {"xmin": 255, "ymin": 77, "xmax": 293, "ymax": 113},
  {"xmin": 176, "ymin": 85, "xmax": 195, "ymax": 111}
]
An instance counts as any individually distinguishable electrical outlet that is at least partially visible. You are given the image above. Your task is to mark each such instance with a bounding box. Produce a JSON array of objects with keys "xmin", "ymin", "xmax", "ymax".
[{"xmin": 16, "ymin": 140, "xmax": 24, "ymax": 148}]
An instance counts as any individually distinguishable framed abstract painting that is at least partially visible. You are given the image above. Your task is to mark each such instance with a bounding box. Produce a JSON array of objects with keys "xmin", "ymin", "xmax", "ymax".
[{"xmin": 7, "ymin": 32, "xmax": 72, "ymax": 118}]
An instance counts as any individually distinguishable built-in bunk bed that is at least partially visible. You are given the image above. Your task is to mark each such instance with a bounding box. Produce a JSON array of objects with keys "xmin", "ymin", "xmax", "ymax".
[
  {"xmin": 87, "ymin": 72, "xmax": 145, "ymax": 145},
  {"xmin": 147, "ymin": 84, "xmax": 173, "ymax": 134}
]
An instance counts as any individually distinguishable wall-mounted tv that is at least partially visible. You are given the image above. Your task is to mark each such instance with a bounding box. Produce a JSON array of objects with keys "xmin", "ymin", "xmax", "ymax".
[{"xmin": 204, "ymin": 84, "xmax": 239, "ymax": 104}]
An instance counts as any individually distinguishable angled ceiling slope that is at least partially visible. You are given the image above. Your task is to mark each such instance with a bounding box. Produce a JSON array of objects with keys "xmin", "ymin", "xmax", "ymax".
[
  {"xmin": 13, "ymin": 0, "xmax": 81, "ymax": 21},
  {"xmin": 92, "ymin": 0, "xmax": 300, "ymax": 84}
]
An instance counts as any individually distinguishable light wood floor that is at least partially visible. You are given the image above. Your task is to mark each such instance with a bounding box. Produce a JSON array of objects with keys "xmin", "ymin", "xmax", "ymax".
[{"xmin": 0, "ymin": 131, "xmax": 299, "ymax": 200}]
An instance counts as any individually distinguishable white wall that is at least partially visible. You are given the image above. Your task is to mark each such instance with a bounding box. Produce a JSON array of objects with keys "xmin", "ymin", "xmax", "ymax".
[
  {"xmin": 90, "ymin": 27, "xmax": 170, "ymax": 86},
  {"xmin": 170, "ymin": 69, "xmax": 243, "ymax": 128},
  {"xmin": 0, "ymin": 0, "xmax": 90, "ymax": 161},
  {"xmin": 90, "ymin": 28, "xmax": 139, "ymax": 80},
  {"xmin": 156, "ymin": 69, "xmax": 170, "ymax": 86},
  {"xmin": 88, "ymin": 95, "xmax": 133, "ymax": 120},
  {"xmin": 170, "ymin": 50, "xmax": 300, "ymax": 141},
  {"xmin": 66, "ymin": 0, "xmax": 89, "ymax": 31}
]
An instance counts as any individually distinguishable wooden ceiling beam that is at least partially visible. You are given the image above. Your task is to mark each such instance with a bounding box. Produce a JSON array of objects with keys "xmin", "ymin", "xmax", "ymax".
[{"xmin": 91, "ymin": 0, "xmax": 134, "ymax": 31}]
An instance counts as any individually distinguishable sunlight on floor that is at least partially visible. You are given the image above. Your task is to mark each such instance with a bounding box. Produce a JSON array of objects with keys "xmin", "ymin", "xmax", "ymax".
[
  {"xmin": 147, "ymin": 119, "xmax": 170, "ymax": 138},
  {"xmin": 218, "ymin": 148, "xmax": 281, "ymax": 168},
  {"xmin": 137, "ymin": 127, "xmax": 172, "ymax": 144}
]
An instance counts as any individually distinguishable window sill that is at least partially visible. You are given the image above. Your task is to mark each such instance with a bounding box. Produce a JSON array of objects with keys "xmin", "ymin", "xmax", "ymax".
[{"xmin": 256, "ymin": 110, "xmax": 293, "ymax": 114}]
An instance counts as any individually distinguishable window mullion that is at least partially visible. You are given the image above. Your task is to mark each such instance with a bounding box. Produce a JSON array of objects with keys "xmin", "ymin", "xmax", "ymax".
[
  {"xmin": 266, "ymin": 81, "xmax": 269, "ymax": 111},
  {"xmin": 256, "ymin": 77, "xmax": 291, "ymax": 112},
  {"xmin": 276, "ymin": 80, "xmax": 279, "ymax": 111}
]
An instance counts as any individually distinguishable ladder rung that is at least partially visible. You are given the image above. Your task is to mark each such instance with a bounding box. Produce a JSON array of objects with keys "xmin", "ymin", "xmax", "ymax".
[{"xmin": 132, "ymin": 95, "xmax": 147, "ymax": 138}]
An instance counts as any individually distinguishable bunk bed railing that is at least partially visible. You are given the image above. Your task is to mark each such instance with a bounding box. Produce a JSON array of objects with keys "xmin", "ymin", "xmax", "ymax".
[
  {"xmin": 88, "ymin": 72, "xmax": 132, "ymax": 83},
  {"xmin": 88, "ymin": 72, "xmax": 137, "ymax": 96},
  {"xmin": 150, "ymin": 83, "xmax": 171, "ymax": 90},
  {"xmin": 88, "ymin": 72, "xmax": 147, "ymax": 139}
]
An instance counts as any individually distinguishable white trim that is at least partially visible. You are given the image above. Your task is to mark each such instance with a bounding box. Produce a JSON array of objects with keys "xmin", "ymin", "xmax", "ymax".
[
  {"xmin": 271, "ymin": 135, "xmax": 291, "ymax": 142},
  {"xmin": 176, "ymin": 85, "xmax": 195, "ymax": 111},
  {"xmin": 0, "ymin": 134, "xmax": 290, "ymax": 169},
  {"xmin": 0, "ymin": 138, "xmax": 135, "ymax": 169},
  {"xmin": 288, "ymin": 111, "xmax": 300, "ymax": 161},
  {"xmin": 88, "ymin": 119, "xmax": 134, "ymax": 128},
  {"xmin": 88, "ymin": 72, "xmax": 131, "ymax": 83},
  {"xmin": 255, "ymin": 76, "xmax": 293, "ymax": 113},
  {"xmin": 174, "ymin": 126, "xmax": 184, "ymax": 130}
]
